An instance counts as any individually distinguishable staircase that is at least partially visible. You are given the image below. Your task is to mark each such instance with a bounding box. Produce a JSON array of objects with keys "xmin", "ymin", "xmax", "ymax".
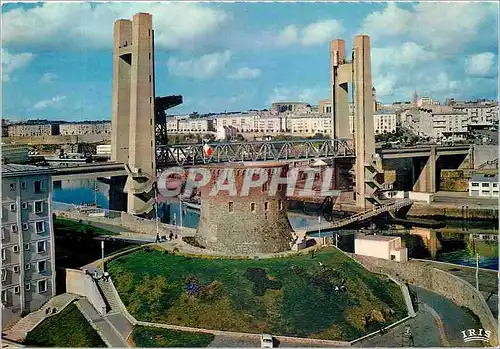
[
  {"xmin": 3, "ymin": 293, "xmax": 78, "ymax": 342},
  {"xmin": 96, "ymin": 279, "xmax": 120, "ymax": 314}
]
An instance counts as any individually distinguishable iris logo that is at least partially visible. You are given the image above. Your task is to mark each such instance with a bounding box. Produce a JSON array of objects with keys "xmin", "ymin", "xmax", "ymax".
[{"xmin": 461, "ymin": 329, "xmax": 491, "ymax": 343}]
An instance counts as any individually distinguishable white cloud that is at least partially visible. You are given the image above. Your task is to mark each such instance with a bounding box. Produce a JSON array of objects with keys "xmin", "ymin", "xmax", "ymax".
[
  {"xmin": 1, "ymin": 49, "xmax": 34, "ymax": 82},
  {"xmin": 268, "ymin": 86, "xmax": 329, "ymax": 104},
  {"xmin": 32, "ymin": 95, "xmax": 66, "ymax": 110},
  {"xmin": 39, "ymin": 72, "xmax": 58, "ymax": 84},
  {"xmin": 275, "ymin": 19, "xmax": 343, "ymax": 47},
  {"xmin": 167, "ymin": 51, "xmax": 231, "ymax": 79},
  {"xmin": 228, "ymin": 67, "xmax": 261, "ymax": 80},
  {"xmin": 2, "ymin": 3, "xmax": 229, "ymax": 50},
  {"xmin": 362, "ymin": 3, "xmax": 496, "ymax": 53},
  {"xmin": 465, "ymin": 52, "xmax": 496, "ymax": 77}
]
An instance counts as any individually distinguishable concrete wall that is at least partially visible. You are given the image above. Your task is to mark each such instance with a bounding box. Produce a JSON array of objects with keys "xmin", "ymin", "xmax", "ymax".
[
  {"xmin": 355, "ymin": 239, "xmax": 391, "ymax": 260},
  {"xmin": 351, "ymin": 255, "xmax": 498, "ymax": 347},
  {"xmin": 474, "ymin": 145, "xmax": 498, "ymax": 169},
  {"xmin": 408, "ymin": 191, "xmax": 434, "ymax": 203},
  {"xmin": 4, "ymin": 134, "xmax": 109, "ymax": 145},
  {"xmin": 65, "ymin": 268, "xmax": 106, "ymax": 315}
]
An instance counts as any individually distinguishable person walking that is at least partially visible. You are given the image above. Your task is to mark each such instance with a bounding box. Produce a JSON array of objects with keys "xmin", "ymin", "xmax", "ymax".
[{"xmin": 155, "ymin": 233, "xmax": 160, "ymax": 243}]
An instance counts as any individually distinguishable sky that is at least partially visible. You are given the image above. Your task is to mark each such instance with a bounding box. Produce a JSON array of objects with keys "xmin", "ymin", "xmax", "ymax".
[{"xmin": 1, "ymin": 1, "xmax": 499, "ymax": 121}]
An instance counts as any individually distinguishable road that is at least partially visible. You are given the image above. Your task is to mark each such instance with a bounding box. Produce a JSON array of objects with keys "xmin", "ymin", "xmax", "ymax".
[{"xmin": 431, "ymin": 192, "xmax": 497, "ymax": 209}]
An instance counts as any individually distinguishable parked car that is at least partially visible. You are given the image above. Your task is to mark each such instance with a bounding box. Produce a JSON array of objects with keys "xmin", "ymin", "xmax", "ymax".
[{"xmin": 260, "ymin": 334, "xmax": 273, "ymax": 348}]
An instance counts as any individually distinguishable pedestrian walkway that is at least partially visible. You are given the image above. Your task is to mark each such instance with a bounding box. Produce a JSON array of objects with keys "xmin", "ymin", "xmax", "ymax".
[
  {"xmin": 75, "ymin": 298, "xmax": 128, "ymax": 348},
  {"xmin": 3, "ymin": 293, "xmax": 78, "ymax": 342}
]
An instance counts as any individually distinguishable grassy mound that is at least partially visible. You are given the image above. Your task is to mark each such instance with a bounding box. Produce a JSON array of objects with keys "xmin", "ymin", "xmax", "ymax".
[
  {"xmin": 108, "ymin": 248, "xmax": 407, "ymax": 341},
  {"xmin": 23, "ymin": 303, "xmax": 106, "ymax": 347},
  {"xmin": 130, "ymin": 326, "xmax": 214, "ymax": 347}
]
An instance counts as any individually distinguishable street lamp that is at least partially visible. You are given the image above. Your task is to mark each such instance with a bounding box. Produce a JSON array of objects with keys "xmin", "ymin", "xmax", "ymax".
[{"xmin": 101, "ymin": 240, "xmax": 105, "ymax": 273}]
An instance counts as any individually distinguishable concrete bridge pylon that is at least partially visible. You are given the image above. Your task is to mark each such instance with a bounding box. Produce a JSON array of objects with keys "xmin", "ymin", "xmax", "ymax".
[
  {"xmin": 331, "ymin": 34, "xmax": 383, "ymax": 209},
  {"xmin": 111, "ymin": 12, "xmax": 156, "ymax": 215}
]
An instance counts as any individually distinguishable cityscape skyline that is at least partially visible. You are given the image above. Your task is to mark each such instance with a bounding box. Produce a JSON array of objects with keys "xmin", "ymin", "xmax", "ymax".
[{"xmin": 2, "ymin": 1, "xmax": 499, "ymax": 121}]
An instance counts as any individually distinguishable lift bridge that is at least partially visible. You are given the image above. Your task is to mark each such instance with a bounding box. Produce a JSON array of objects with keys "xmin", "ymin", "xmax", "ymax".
[{"xmin": 156, "ymin": 138, "xmax": 354, "ymax": 167}]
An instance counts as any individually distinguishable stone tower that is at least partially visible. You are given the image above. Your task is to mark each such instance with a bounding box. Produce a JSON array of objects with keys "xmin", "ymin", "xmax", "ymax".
[
  {"xmin": 111, "ymin": 13, "xmax": 156, "ymax": 215},
  {"xmin": 196, "ymin": 162, "xmax": 294, "ymax": 254},
  {"xmin": 330, "ymin": 35, "xmax": 382, "ymax": 209}
]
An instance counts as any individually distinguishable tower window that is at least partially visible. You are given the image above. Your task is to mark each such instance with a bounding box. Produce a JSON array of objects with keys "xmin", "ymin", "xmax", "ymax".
[
  {"xmin": 250, "ymin": 202, "xmax": 256, "ymax": 213},
  {"xmin": 149, "ymin": 53, "xmax": 151, "ymax": 60},
  {"xmin": 278, "ymin": 200, "xmax": 283, "ymax": 210},
  {"xmin": 228, "ymin": 201, "xmax": 234, "ymax": 213},
  {"xmin": 264, "ymin": 202, "xmax": 269, "ymax": 212}
]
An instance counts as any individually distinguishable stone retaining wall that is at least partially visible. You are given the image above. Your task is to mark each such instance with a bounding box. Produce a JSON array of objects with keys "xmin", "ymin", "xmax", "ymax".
[{"xmin": 351, "ymin": 255, "xmax": 498, "ymax": 346}]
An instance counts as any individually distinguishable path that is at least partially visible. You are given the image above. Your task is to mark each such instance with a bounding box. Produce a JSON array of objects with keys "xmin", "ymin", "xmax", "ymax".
[
  {"xmin": 410, "ymin": 286, "xmax": 483, "ymax": 347},
  {"xmin": 76, "ymin": 298, "xmax": 128, "ymax": 348},
  {"xmin": 3, "ymin": 293, "xmax": 78, "ymax": 342},
  {"xmin": 412, "ymin": 259, "xmax": 498, "ymax": 318}
]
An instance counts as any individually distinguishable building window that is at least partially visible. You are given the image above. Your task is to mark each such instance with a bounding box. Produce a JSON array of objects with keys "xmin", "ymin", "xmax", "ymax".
[
  {"xmin": 22, "ymin": 223, "xmax": 29, "ymax": 231},
  {"xmin": 14, "ymin": 286, "xmax": 20, "ymax": 294},
  {"xmin": 264, "ymin": 201, "xmax": 269, "ymax": 212},
  {"xmin": 262, "ymin": 182, "xmax": 269, "ymax": 192},
  {"xmin": 11, "ymin": 225, "xmax": 17, "ymax": 233},
  {"xmin": 21, "ymin": 182, "xmax": 26, "ymax": 189},
  {"xmin": 482, "ymin": 183, "xmax": 489, "ymax": 188},
  {"xmin": 9, "ymin": 183, "xmax": 15, "ymax": 190},
  {"xmin": 38, "ymin": 280, "xmax": 48, "ymax": 293},
  {"xmin": 1, "ymin": 228, "xmax": 4, "ymax": 240},
  {"xmin": 24, "ymin": 243, "xmax": 30, "ymax": 251},
  {"xmin": 1, "ymin": 269, "xmax": 6, "ymax": 281},
  {"xmin": 1, "ymin": 290, "xmax": 6, "ymax": 303},
  {"xmin": 10, "ymin": 204, "xmax": 16, "ymax": 211},
  {"xmin": 25, "ymin": 284, "xmax": 31, "ymax": 291},
  {"xmin": 22, "ymin": 202, "xmax": 28, "ymax": 210},
  {"xmin": 25, "ymin": 263, "xmax": 30, "ymax": 270},
  {"xmin": 278, "ymin": 200, "xmax": 283, "ymax": 211},
  {"xmin": 13, "ymin": 245, "xmax": 19, "ymax": 253},
  {"xmin": 228, "ymin": 201, "xmax": 234, "ymax": 213},
  {"xmin": 37, "ymin": 261, "xmax": 47, "ymax": 273},
  {"xmin": 34, "ymin": 201, "xmax": 43, "ymax": 214},
  {"xmin": 471, "ymin": 182, "xmax": 479, "ymax": 187},
  {"xmin": 1, "ymin": 248, "xmax": 5, "ymax": 261},
  {"xmin": 250, "ymin": 202, "xmax": 256, "ymax": 213},
  {"xmin": 34, "ymin": 180, "xmax": 43, "ymax": 193},
  {"xmin": 36, "ymin": 221, "xmax": 44, "ymax": 233},
  {"xmin": 37, "ymin": 241, "xmax": 47, "ymax": 253},
  {"xmin": 493, "ymin": 183, "xmax": 498, "ymax": 188},
  {"xmin": 13, "ymin": 265, "xmax": 19, "ymax": 273}
]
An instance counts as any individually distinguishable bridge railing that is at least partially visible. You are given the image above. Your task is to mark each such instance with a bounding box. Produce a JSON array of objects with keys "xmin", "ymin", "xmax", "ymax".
[{"xmin": 156, "ymin": 138, "xmax": 355, "ymax": 167}]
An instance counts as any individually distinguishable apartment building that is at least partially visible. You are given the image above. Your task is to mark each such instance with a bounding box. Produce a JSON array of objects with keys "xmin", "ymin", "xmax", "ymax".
[
  {"xmin": 452, "ymin": 103, "xmax": 498, "ymax": 128},
  {"xmin": 431, "ymin": 111, "xmax": 468, "ymax": 141},
  {"xmin": 216, "ymin": 125, "xmax": 238, "ymax": 140},
  {"xmin": 1, "ymin": 165, "xmax": 56, "ymax": 327},
  {"xmin": 288, "ymin": 115, "xmax": 332, "ymax": 135},
  {"xmin": 59, "ymin": 122, "xmax": 111, "ymax": 135},
  {"xmin": 374, "ymin": 112, "xmax": 397, "ymax": 134},
  {"xmin": 7, "ymin": 124, "xmax": 59, "ymax": 137},
  {"xmin": 271, "ymin": 102, "xmax": 312, "ymax": 113},
  {"xmin": 468, "ymin": 174, "xmax": 499, "ymax": 198}
]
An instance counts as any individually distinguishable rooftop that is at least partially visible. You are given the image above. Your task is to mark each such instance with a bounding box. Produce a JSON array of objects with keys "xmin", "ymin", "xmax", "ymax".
[
  {"xmin": 1, "ymin": 164, "xmax": 55, "ymax": 177},
  {"xmin": 470, "ymin": 173, "xmax": 499, "ymax": 183},
  {"xmin": 356, "ymin": 234, "xmax": 399, "ymax": 242}
]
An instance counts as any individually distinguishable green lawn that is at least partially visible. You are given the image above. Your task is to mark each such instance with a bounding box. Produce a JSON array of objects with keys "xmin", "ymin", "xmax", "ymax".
[
  {"xmin": 130, "ymin": 326, "xmax": 214, "ymax": 347},
  {"xmin": 108, "ymin": 248, "xmax": 407, "ymax": 341},
  {"xmin": 23, "ymin": 303, "xmax": 106, "ymax": 347},
  {"xmin": 54, "ymin": 218, "xmax": 118, "ymax": 237}
]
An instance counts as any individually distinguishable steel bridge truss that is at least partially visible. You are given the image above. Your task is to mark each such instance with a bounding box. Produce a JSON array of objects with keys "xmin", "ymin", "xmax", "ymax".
[{"xmin": 156, "ymin": 138, "xmax": 355, "ymax": 167}]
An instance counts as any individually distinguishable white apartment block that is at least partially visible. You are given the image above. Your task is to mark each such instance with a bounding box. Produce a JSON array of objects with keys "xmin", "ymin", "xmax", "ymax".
[
  {"xmin": 452, "ymin": 103, "xmax": 498, "ymax": 127},
  {"xmin": 431, "ymin": 111, "xmax": 468, "ymax": 141},
  {"xmin": 469, "ymin": 174, "xmax": 499, "ymax": 198},
  {"xmin": 59, "ymin": 122, "xmax": 111, "ymax": 136},
  {"xmin": 374, "ymin": 112, "xmax": 397, "ymax": 134},
  {"xmin": 1, "ymin": 165, "xmax": 56, "ymax": 328},
  {"xmin": 166, "ymin": 118, "xmax": 214, "ymax": 134},
  {"xmin": 7, "ymin": 124, "xmax": 58, "ymax": 137},
  {"xmin": 288, "ymin": 115, "xmax": 332, "ymax": 135}
]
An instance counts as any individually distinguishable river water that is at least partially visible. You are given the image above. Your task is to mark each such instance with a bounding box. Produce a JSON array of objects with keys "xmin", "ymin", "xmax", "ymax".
[{"xmin": 53, "ymin": 178, "xmax": 498, "ymax": 270}]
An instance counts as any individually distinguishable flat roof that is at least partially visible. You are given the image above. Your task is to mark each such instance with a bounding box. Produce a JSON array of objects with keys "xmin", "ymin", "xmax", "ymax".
[
  {"xmin": 470, "ymin": 174, "xmax": 498, "ymax": 183},
  {"xmin": 356, "ymin": 234, "xmax": 399, "ymax": 242},
  {"xmin": 1, "ymin": 164, "xmax": 55, "ymax": 177}
]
